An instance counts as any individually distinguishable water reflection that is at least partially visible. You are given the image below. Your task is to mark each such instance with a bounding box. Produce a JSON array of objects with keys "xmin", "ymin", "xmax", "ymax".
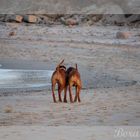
[{"xmin": 0, "ymin": 69, "xmax": 53, "ymax": 92}]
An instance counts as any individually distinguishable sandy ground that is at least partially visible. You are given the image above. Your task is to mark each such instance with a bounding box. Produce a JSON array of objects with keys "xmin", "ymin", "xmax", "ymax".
[
  {"xmin": 0, "ymin": 23, "xmax": 140, "ymax": 139},
  {"xmin": 0, "ymin": 87, "xmax": 140, "ymax": 139},
  {"xmin": 0, "ymin": 86, "xmax": 140, "ymax": 126}
]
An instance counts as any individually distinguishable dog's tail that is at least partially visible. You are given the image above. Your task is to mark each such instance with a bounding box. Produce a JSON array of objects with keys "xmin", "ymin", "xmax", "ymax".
[
  {"xmin": 56, "ymin": 59, "xmax": 64, "ymax": 70},
  {"xmin": 75, "ymin": 64, "xmax": 78, "ymax": 70},
  {"xmin": 57, "ymin": 59, "xmax": 64, "ymax": 67}
]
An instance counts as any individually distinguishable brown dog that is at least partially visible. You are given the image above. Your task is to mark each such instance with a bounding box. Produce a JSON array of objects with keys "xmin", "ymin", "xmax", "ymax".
[
  {"xmin": 51, "ymin": 59, "xmax": 67, "ymax": 103},
  {"xmin": 64, "ymin": 64, "xmax": 82, "ymax": 103}
]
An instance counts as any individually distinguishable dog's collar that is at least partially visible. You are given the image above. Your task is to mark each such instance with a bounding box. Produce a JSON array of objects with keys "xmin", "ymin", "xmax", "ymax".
[{"xmin": 59, "ymin": 65, "xmax": 66, "ymax": 70}]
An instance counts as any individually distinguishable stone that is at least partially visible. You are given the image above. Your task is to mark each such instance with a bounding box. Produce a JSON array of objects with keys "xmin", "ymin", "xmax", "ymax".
[
  {"xmin": 9, "ymin": 31, "xmax": 16, "ymax": 36},
  {"xmin": 116, "ymin": 32, "xmax": 131, "ymax": 39},
  {"xmin": 60, "ymin": 17, "xmax": 79, "ymax": 26},
  {"xmin": 14, "ymin": 15, "xmax": 23, "ymax": 22},
  {"xmin": 66, "ymin": 18, "xmax": 79, "ymax": 25},
  {"xmin": 101, "ymin": 15, "xmax": 126, "ymax": 25},
  {"xmin": 23, "ymin": 15, "xmax": 37, "ymax": 23},
  {"xmin": 5, "ymin": 15, "xmax": 23, "ymax": 23}
]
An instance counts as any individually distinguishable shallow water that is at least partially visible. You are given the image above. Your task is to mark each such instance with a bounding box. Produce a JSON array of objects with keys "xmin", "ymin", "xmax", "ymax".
[
  {"xmin": 0, "ymin": 68, "xmax": 138, "ymax": 93},
  {"xmin": 0, "ymin": 57, "xmax": 139, "ymax": 93},
  {"xmin": 0, "ymin": 69, "xmax": 53, "ymax": 92}
]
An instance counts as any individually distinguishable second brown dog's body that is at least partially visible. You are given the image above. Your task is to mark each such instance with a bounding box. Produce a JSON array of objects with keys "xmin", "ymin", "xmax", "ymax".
[
  {"xmin": 51, "ymin": 60, "xmax": 67, "ymax": 103},
  {"xmin": 64, "ymin": 64, "xmax": 82, "ymax": 103}
]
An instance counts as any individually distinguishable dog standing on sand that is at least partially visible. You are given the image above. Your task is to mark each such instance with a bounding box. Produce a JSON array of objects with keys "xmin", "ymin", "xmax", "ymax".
[
  {"xmin": 64, "ymin": 64, "xmax": 82, "ymax": 103},
  {"xmin": 51, "ymin": 59, "xmax": 67, "ymax": 103}
]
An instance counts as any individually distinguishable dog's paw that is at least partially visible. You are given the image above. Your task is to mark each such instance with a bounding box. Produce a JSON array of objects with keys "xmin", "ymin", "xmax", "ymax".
[
  {"xmin": 53, "ymin": 101, "xmax": 57, "ymax": 103},
  {"xmin": 63, "ymin": 100, "xmax": 68, "ymax": 103},
  {"xmin": 70, "ymin": 101, "xmax": 74, "ymax": 103}
]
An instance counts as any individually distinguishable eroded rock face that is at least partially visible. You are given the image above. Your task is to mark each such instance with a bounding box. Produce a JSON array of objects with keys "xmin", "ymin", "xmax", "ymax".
[
  {"xmin": 0, "ymin": 0, "xmax": 139, "ymax": 14},
  {"xmin": 126, "ymin": 15, "xmax": 140, "ymax": 23},
  {"xmin": 121, "ymin": 0, "xmax": 140, "ymax": 14},
  {"xmin": 81, "ymin": 2, "xmax": 124, "ymax": 14},
  {"xmin": 83, "ymin": 0, "xmax": 140, "ymax": 14},
  {"xmin": 0, "ymin": 14, "xmax": 140, "ymax": 27}
]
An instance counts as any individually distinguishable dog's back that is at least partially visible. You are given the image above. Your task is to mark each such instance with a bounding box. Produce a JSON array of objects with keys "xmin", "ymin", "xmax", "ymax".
[
  {"xmin": 51, "ymin": 65, "xmax": 66, "ymax": 85},
  {"xmin": 51, "ymin": 59, "xmax": 67, "ymax": 102},
  {"xmin": 66, "ymin": 64, "xmax": 82, "ymax": 102},
  {"xmin": 66, "ymin": 65, "xmax": 82, "ymax": 88}
]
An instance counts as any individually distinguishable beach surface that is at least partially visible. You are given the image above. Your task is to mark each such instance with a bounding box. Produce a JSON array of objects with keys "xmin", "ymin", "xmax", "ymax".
[{"xmin": 0, "ymin": 23, "xmax": 140, "ymax": 139}]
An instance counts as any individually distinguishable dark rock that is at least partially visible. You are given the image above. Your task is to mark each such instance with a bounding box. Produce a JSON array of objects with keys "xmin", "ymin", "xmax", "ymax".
[
  {"xmin": 5, "ymin": 15, "xmax": 23, "ymax": 23},
  {"xmin": 23, "ymin": 15, "xmax": 38, "ymax": 23},
  {"xmin": 101, "ymin": 14, "xmax": 126, "ymax": 25},
  {"xmin": 126, "ymin": 15, "xmax": 140, "ymax": 23}
]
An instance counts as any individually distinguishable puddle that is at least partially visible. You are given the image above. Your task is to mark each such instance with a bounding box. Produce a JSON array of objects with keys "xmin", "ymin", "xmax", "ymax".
[{"xmin": 0, "ymin": 69, "xmax": 53, "ymax": 92}]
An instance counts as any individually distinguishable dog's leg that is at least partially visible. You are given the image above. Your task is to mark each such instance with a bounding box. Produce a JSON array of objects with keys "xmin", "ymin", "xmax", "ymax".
[
  {"xmin": 77, "ymin": 87, "xmax": 81, "ymax": 102},
  {"xmin": 63, "ymin": 86, "xmax": 67, "ymax": 103},
  {"xmin": 69, "ymin": 85, "xmax": 73, "ymax": 103},
  {"xmin": 58, "ymin": 86, "xmax": 63, "ymax": 102},
  {"xmin": 52, "ymin": 83, "xmax": 57, "ymax": 103},
  {"xmin": 74, "ymin": 86, "xmax": 78, "ymax": 102}
]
